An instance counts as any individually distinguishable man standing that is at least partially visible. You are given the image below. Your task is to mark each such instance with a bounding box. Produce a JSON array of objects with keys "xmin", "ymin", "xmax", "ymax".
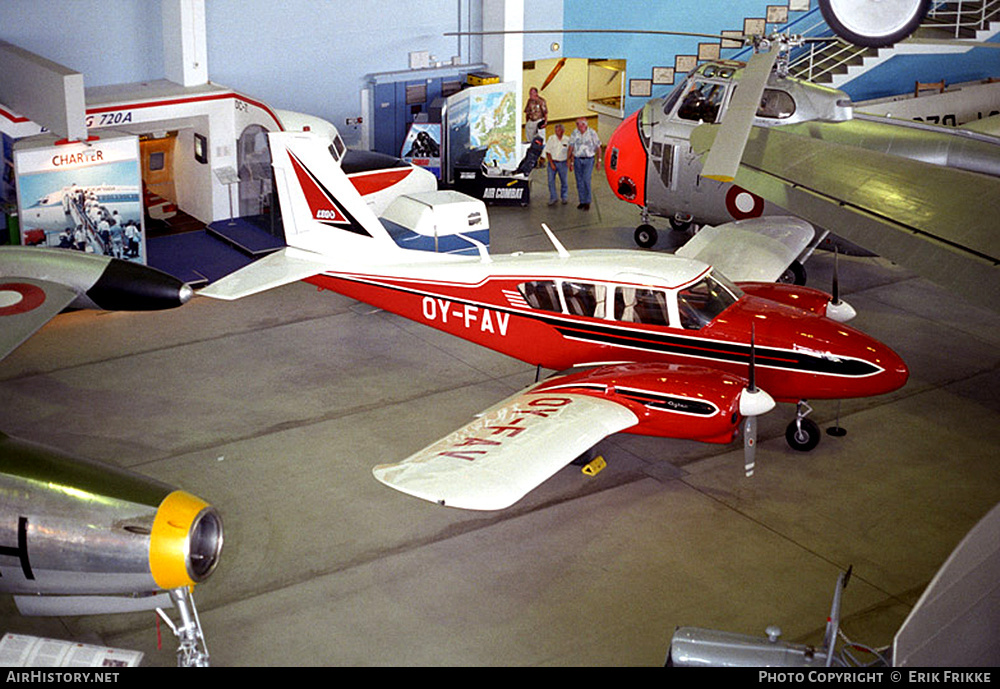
[
  {"xmin": 543, "ymin": 123, "xmax": 570, "ymax": 205},
  {"xmin": 568, "ymin": 118, "xmax": 601, "ymax": 210},
  {"xmin": 524, "ymin": 87, "xmax": 548, "ymax": 143}
]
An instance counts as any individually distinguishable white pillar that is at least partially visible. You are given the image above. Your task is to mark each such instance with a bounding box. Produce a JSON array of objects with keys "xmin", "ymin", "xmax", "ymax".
[
  {"xmin": 163, "ymin": 0, "xmax": 208, "ymax": 87},
  {"xmin": 482, "ymin": 0, "xmax": 523, "ymax": 129}
]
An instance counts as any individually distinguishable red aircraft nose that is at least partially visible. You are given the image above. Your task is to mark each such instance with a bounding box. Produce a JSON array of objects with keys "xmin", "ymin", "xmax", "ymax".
[
  {"xmin": 605, "ymin": 110, "xmax": 647, "ymax": 207},
  {"xmin": 732, "ymin": 297, "xmax": 909, "ymax": 401},
  {"xmin": 864, "ymin": 336, "xmax": 909, "ymax": 396}
]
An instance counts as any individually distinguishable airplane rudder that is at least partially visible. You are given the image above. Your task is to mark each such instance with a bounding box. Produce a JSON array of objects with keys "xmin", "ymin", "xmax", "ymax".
[{"xmin": 267, "ymin": 131, "xmax": 395, "ymax": 251}]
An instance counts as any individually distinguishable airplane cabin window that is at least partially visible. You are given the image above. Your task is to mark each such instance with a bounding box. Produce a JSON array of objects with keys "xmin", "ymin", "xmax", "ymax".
[
  {"xmin": 328, "ymin": 134, "xmax": 348, "ymax": 162},
  {"xmin": 676, "ymin": 82, "xmax": 725, "ymax": 123},
  {"xmin": 757, "ymin": 89, "xmax": 796, "ymax": 120},
  {"xmin": 562, "ymin": 282, "xmax": 606, "ymax": 318},
  {"xmin": 518, "ymin": 280, "xmax": 562, "ymax": 313},
  {"xmin": 615, "ymin": 287, "xmax": 670, "ymax": 326},
  {"xmin": 677, "ymin": 276, "xmax": 738, "ymax": 329}
]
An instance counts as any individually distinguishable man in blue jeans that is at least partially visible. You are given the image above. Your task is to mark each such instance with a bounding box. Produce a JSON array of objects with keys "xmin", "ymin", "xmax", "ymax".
[
  {"xmin": 568, "ymin": 118, "xmax": 602, "ymax": 210},
  {"xmin": 543, "ymin": 123, "xmax": 570, "ymax": 205}
]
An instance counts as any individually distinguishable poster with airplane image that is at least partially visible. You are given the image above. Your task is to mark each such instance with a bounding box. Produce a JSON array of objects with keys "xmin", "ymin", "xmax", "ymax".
[{"xmin": 13, "ymin": 132, "xmax": 147, "ymax": 264}]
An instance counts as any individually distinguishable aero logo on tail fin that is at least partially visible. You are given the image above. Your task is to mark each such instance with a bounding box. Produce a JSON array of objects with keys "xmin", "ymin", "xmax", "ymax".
[
  {"xmin": 268, "ymin": 131, "xmax": 400, "ymax": 258},
  {"xmin": 285, "ymin": 150, "xmax": 371, "ymax": 237}
]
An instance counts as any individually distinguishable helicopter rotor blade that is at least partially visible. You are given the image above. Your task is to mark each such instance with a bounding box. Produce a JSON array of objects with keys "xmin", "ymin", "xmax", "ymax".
[{"xmin": 701, "ymin": 47, "xmax": 780, "ymax": 183}]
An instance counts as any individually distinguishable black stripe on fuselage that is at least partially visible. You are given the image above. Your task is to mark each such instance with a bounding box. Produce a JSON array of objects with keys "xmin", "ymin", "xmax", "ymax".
[
  {"xmin": 318, "ymin": 273, "xmax": 883, "ymax": 378},
  {"xmin": 552, "ymin": 383, "xmax": 720, "ymax": 416}
]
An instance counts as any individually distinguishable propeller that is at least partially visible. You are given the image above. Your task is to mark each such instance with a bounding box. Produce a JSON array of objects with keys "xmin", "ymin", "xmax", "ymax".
[
  {"xmin": 824, "ymin": 247, "xmax": 857, "ymax": 322},
  {"xmin": 739, "ymin": 323, "xmax": 775, "ymax": 477}
]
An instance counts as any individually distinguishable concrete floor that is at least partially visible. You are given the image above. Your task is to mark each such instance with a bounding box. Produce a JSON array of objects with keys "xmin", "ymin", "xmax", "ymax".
[{"xmin": 1, "ymin": 167, "xmax": 998, "ymax": 666}]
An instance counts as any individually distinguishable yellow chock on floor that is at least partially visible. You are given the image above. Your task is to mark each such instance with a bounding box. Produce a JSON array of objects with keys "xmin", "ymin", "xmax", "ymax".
[{"xmin": 581, "ymin": 455, "xmax": 606, "ymax": 477}]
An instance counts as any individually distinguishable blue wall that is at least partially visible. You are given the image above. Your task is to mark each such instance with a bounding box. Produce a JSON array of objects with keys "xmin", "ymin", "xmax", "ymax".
[{"xmin": 562, "ymin": 0, "xmax": 812, "ymax": 114}]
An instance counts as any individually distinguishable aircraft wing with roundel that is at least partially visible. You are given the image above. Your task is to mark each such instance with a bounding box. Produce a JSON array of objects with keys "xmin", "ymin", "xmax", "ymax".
[
  {"xmin": 0, "ymin": 278, "xmax": 78, "ymax": 362},
  {"xmin": 372, "ymin": 388, "xmax": 639, "ymax": 511},
  {"xmin": 691, "ymin": 120, "xmax": 1000, "ymax": 311}
]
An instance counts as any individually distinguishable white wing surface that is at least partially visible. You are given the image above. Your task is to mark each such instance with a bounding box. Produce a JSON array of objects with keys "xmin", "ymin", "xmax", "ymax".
[
  {"xmin": 675, "ymin": 216, "xmax": 815, "ymax": 283},
  {"xmin": 372, "ymin": 390, "xmax": 639, "ymax": 510},
  {"xmin": 198, "ymin": 247, "xmax": 329, "ymax": 301}
]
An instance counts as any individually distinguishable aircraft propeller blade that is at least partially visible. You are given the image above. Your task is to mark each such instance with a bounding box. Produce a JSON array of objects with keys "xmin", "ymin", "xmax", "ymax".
[
  {"xmin": 738, "ymin": 324, "xmax": 775, "ymax": 477},
  {"xmin": 744, "ymin": 415, "xmax": 758, "ymax": 477},
  {"xmin": 832, "ymin": 246, "xmax": 840, "ymax": 305},
  {"xmin": 701, "ymin": 47, "xmax": 780, "ymax": 183}
]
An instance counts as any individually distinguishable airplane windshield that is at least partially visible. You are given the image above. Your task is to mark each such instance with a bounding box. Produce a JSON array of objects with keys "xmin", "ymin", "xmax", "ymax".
[{"xmin": 677, "ymin": 275, "xmax": 740, "ymax": 330}]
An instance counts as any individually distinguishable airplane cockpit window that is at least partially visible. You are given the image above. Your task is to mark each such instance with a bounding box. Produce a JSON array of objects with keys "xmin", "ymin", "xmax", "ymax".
[
  {"xmin": 614, "ymin": 287, "xmax": 670, "ymax": 326},
  {"xmin": 562, "ymin": 282, "xmax": 606, "ymax": 318},
  {"xmin": 757, "ymin": 89, "xmax": 796, "ymax": 120},
  {"xmin": 676, "ymin": 275, "xmax": 740, "ymax": 330},
  {"xmin": 328, "ymin": 134, "xmax": 347, "ymax": 163},
  {"xmin": 661, "ymin": 82, "xmax": 685, "ymax": 118},
  {"xmin": 701, "ymin": 65, "xmax": 735, "ymax": 80},
  {"xmin": 518, "ymin": 280, "xmax": 562, "ymax": 313},
  {"xmin": 676, "ymin": 82, "xmax": 726, "ymax": 123}
]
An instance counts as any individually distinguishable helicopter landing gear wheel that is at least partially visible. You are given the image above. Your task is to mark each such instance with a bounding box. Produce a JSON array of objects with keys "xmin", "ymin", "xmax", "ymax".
[
  {"xmin": 634, "ymin": 224, "xmax": 658, "ymax": 248},
  {"xmin": 786, "ymin": 401, "xmax": 820, "ymax": 452},
  {"xmin": 669, "ymin": 216, "xmax": 693, "ymax": 232}
]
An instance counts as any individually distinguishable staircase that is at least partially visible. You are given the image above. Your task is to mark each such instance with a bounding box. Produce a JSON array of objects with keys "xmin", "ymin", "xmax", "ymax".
[{"xmin": 785, "ymin": 0, "xmax": 1000, "ymax": 87}]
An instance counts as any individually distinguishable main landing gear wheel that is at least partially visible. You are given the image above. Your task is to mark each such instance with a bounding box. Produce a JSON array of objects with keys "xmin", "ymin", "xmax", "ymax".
[
  {"xmin": 786, "ymin": 417, "xmax": 821, "ymax": 452},
  {"xmin": 634, "ymin": 224, "xmax": 658, "ymax": 248},
  {"xmin": 778, "ymin": 260, "xmax": 807, "ymax": 286}
]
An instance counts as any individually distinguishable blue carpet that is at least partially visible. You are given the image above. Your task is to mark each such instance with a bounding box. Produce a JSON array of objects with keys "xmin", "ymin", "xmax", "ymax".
[{"xmin": 147, "ymin": 230, "xmax": 258, "ymax": 286}]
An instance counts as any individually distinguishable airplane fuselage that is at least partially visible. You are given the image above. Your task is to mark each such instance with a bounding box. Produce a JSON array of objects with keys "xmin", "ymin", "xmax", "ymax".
[{"xmin": 304, "ymin": 250, "xmax": 907, "ymax": 411}]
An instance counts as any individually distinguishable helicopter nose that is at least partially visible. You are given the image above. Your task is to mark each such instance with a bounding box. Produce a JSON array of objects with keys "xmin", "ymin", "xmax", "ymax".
[{"xmin": 605, "ymin": 110, "xmax": 647, "ymax": 207}]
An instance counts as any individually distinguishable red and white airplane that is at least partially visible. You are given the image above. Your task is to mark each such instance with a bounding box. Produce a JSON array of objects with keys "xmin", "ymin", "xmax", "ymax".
[{"xmin": 201, "ymin": 131, "xmax": 909, "ymax": 511}]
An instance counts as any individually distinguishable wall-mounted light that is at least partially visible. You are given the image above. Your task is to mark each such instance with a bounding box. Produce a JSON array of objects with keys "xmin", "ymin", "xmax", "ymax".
[{"xmin": 550, "ymin": 42, "xmax": 560, "ymax": 52}]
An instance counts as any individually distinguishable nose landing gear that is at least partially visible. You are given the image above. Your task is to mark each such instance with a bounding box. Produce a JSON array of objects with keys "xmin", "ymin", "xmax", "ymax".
[{"xmin": 785, "ymin": 401, "xmax": 821, "ymax": 452}]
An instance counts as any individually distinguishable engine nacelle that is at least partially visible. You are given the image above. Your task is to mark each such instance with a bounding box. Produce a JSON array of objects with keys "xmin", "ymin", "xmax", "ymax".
[{"xmin": 0, "ymin": 433, "xmax": 222, "ymax": 614}]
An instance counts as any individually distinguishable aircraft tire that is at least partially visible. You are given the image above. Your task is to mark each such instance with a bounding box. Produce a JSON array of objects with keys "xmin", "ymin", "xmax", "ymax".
[
  {"xmin": 668, "ymin": 217, "xmax": 692, "ymax": 232},
  {"xmin": 818, "ymin": 0, "xmax": 930, "ymax": 48},
  {"xmin": 635, "ymin": 224, "xmax": 658, "ymax": 248},
  {"xmin": 786, "ymin": 418, "xmax": 821, "ymax": 452},
  {"xmin": 778, "ymin": 260, "xmax": 807, "ymax": 286}
]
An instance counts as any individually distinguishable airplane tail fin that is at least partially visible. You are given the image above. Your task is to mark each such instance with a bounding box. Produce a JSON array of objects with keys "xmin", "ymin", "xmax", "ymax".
[
  {"xmin": 268, "ymin": 130, "xmax": 404, "ymax": 260},
  {"xmin": 200, "ymin": 131, "xmax": 414, "ymax": 302}
]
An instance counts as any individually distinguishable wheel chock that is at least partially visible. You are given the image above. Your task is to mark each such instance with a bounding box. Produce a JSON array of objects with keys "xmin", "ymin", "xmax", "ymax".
[{"xmin": 581, "ymin": 455, "xmax": 606, "ymax": 476}]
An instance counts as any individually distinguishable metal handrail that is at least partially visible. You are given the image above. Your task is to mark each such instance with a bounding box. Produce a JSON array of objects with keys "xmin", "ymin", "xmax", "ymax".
[{"xmin": 730, "ymin": 0, "xmax": 999, "ymax": 83}]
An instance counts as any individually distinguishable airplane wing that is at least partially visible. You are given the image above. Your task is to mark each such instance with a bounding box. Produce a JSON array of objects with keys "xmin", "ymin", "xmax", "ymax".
[
  {"xmin": 0, "ymin": 278, "xmax": 80, "ymax": 362},
  {"xmin": 692, "ymin": 122, "xmax": 1000, "ymax": 311},
  {"xmin": 198, "ymin": 247, "xmax": 330, "ymax": 301},
  {"xmin": 675, "ymin": 216, "xmax": 815, "ymax": 283},
  {"xmin": 372, "ymin": 388, "xmax": 639, "ymax": 510}
]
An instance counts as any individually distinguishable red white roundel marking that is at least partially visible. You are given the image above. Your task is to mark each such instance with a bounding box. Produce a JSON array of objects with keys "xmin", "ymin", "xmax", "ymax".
[
  {"xmin": 0, "ymin": 282, "xmax": 47, "ymax": 316},
  {"xmin": 725, "ymin": 185, "xmax": 765, "ymax": 220}
]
